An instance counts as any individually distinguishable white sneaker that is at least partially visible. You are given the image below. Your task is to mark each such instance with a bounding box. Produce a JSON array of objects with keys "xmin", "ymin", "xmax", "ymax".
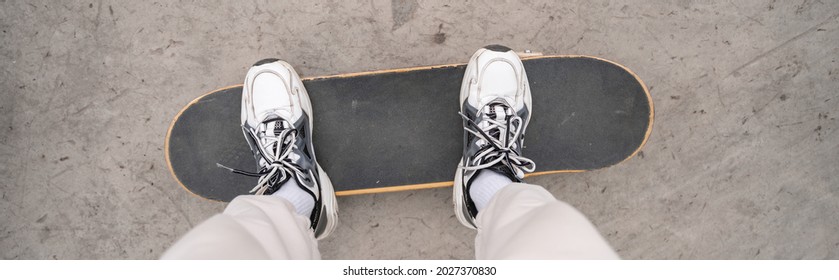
[
  {"xmin": 229, "ymin": 58, "xmax": 338, "ymax": 239},
  {"xmin": 454, "ymin": 45, "xmax": 535, "ymax": 229}
]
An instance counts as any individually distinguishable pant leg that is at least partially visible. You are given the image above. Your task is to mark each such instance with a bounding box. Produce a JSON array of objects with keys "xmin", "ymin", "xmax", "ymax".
[
  {"xmin": 474, "ymin": 183, "xmax": 619, "ymax": 259},
  {"xmin": 161, "ymin": 195, "xmax": 320, "ymax": 259}
]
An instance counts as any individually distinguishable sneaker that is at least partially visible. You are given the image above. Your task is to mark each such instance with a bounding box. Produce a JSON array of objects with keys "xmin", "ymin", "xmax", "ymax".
[
  {"xmin": 225, "ymin": 58, "xmax": 338, "ymax": 239},
  {"xmin": 454, "ymin": 45, "xmax": 536, "ymax": 229}
]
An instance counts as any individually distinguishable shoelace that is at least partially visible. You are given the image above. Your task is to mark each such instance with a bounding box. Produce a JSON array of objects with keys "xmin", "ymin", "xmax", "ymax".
[
  {"xmin": 218, "ymin": 122, "xmax": 305, "ymax": 195},
  {"xmin": 459, "ymin": 104, "xmax": 536, "ymax": 178}
]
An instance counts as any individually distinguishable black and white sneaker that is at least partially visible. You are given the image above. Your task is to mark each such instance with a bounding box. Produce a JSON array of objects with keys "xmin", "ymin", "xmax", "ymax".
[
  {"xmin": 223, "ymin": 58, "xmax": 338, "ymax": 239},
  {"xmin": 454, "ymin": 45, "xmax": 536, "ymax": 229}
]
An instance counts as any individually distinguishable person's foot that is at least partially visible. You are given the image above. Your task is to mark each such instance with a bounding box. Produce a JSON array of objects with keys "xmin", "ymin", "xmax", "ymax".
[
  {"xmin": 235, "ymin": 58, "xmax": 337, "ymax": 239},
  {"xmin": 454, "ymin": 45, "xmax": 536, "ymax": 229}
]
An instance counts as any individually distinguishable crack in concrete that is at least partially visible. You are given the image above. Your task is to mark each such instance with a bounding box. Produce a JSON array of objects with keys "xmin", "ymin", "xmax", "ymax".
[{"xmin": 726, "ymin": 12, "xmax": 839, "ymax": 78}]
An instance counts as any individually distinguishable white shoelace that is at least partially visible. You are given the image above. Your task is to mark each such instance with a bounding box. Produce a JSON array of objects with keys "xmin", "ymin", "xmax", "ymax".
[
  {"xmin": 459, "ymin": 104, "xmax": 535, "ymax": 178},
  {"xmin": 218, "ymin": 121, "xmax": 306, "ymax": 195}
]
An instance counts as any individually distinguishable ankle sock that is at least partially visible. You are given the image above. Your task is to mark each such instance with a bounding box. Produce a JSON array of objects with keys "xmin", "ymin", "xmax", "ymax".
[
  {"xmin": 272, "ymin": 179, "xmax": 315, "ymax": 217},
  {"xmin": 469, "ymin": 170, "xmax": 513, "ymax": 211}
]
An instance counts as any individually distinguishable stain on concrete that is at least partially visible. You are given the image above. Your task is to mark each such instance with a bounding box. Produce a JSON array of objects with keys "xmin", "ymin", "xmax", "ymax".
[
  {"xmin": 433, "ymin": 23, "xmax": 446, "ymax": 44},
  {"xmin": 391, "ymin": 0, "xmax": 418, "ymax": 31}
]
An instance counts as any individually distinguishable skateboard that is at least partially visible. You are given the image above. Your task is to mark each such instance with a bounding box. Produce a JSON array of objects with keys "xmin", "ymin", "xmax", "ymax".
[{"xmin": 166, "ymin": 55, "xmax": 653, "ymax": 202}]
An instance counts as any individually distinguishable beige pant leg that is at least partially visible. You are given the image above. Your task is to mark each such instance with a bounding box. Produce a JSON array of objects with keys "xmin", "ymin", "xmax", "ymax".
[
  {"xmin": 161, "ymin": 195, "xmax": 319, "ymax": 259},
  {"xmin": 475, "ymin": 183, "xmax": 619, "ymax": 259}
]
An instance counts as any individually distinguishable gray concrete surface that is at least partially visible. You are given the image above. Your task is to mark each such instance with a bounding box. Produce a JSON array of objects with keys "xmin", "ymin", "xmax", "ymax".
[{"xmin": 1, "ymin": 0, "xmax": 837, "ymax": 259}]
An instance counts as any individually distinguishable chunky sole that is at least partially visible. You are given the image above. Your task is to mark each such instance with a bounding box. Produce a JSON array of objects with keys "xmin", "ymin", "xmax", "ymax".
[
  {"xmin": 315, "ymin": 163, "xmax": 338, "ymax": 239},
  {"xmin": 453, "ymin": 163, "xmax": 477, "ymax": 229}
]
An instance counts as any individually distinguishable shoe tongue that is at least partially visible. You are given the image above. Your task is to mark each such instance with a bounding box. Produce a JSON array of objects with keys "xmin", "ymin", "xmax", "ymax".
[
  {"xmin": 264, "ymin": 118, "xmax": 290, "ymax": 137},
  {"xmin": 479, "ymin": 102, "xmax": 512, "ymax": 140},
  {"xmin": 258, "ymin": 115, "xmax": 293, "ymax": 165},
  {"xmin": 261, "ymin": 112, "xmax": 293, "ymax": 135},
  {"xmin": 257, "ymin": 108, "xmax": 293, "ymax": 127}
]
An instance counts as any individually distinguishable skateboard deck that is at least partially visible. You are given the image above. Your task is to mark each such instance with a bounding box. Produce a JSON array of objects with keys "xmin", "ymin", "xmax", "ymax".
[{"xmin": 166, "ymin": 55, "xmax": 653, "ymax": 202}]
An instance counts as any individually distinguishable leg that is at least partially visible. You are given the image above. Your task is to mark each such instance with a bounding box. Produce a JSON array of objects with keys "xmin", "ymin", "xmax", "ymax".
[
  {"xmin": 161, "ymin": 195, "xmax": 319, "ymax": 259},
  {"xmin": 474, "ymin": 183, "xmax": 618, "ymax": 259}
]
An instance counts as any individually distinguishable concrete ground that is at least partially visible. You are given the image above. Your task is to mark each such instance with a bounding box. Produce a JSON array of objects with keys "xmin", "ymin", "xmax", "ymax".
[{"xmin": 1, "ymin": 0, "xmax": 837, "ymax": 259}]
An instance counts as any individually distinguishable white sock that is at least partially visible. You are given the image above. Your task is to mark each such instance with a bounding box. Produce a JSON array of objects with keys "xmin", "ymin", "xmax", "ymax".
[
  {"xmin": 469, "ymin": 170, "xmax": 513, "ymax": 211},
  {"xmin": 272, "ymin": 179, "xmax": 315, "ymax": 218}
]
